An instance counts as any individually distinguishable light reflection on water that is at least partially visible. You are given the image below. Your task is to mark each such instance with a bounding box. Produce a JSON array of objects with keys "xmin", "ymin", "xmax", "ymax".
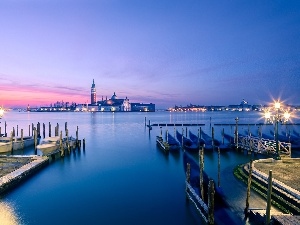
[{"xmin": 0, "ymin": 202, "xmax": 21, "ymax": 225}]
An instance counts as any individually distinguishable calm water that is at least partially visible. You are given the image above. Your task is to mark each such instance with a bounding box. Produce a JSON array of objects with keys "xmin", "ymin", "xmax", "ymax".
[{"xmin": 0, "ymin": 111, "xmax": 299, "ymax": 225}]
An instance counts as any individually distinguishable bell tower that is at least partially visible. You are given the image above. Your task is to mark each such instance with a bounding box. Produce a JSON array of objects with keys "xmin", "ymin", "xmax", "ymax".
[{"xmin": 91, "ymin": 79, "xmax": 96, "ymax": 105}]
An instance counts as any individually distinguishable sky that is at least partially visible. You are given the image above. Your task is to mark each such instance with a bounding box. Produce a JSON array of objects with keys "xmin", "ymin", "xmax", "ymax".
[{"xmin": 0, "ymin": 0, "xmax": 300, "ymax": 109}]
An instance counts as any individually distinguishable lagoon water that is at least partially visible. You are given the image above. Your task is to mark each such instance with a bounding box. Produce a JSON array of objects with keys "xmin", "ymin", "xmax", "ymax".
[{"xmin": 1, "ymin": 111, "xmax": 300, "ymax": 225}]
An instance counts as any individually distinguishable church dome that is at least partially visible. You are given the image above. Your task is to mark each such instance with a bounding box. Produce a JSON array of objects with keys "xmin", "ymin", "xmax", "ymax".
[{"xmin": 111, "ymin": 92, "xmax": 117, "ymax": 100}]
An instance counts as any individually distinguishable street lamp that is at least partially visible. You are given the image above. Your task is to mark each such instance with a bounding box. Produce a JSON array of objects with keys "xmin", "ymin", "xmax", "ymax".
[{"xmin": 264, "ymin": 101, "xmax": 291, "ymax": 160}]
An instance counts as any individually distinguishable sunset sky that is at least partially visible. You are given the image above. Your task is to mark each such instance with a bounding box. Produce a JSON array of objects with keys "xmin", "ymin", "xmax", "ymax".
[{"xmin": 0, "ymin": 0, "xmax": 299, "ymax": 109}]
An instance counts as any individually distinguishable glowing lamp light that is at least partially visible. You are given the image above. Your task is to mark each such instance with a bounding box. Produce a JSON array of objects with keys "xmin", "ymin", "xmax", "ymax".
[
  {"xmin": 0, "ymin": 108, "xmax": 4, "ymax": 117},
  {"xmin": 284, "ymin": 111, "xmax": 290, "ymax": 120},
  {"xmin": 264, "ymin": 111, "xmax": 271, "ymax": 119},
  {"xmin": 264, "ymin": 99, "xmax": 292, "ymax": 160},
  {"xmin": 274, "ymin": 102, "xmax": 281, "ymax": 109}
]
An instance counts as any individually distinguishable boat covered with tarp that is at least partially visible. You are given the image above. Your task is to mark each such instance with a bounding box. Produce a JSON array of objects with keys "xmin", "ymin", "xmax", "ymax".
[
  {"xmin": 167, "ymin": 133, "xmax": 180, "ymax": 151},
  {"xmin": 176, "ymin": 131, "xmax": 198, "ymax": 152}
]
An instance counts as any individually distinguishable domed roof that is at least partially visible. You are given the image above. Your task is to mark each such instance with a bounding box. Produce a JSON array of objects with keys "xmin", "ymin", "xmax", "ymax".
[{"xmin": 111, "ymin": 92, "xmax": 117, "ymax": 100}]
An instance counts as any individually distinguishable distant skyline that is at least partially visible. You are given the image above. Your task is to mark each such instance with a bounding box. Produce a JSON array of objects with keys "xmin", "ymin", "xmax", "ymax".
[{"xmin": 0, "ymin": 0, "xmax": 300, "ymax": 109}]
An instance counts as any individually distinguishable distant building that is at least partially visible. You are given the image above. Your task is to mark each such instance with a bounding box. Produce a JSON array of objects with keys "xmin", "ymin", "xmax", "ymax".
[
  {"xmin": 240, "ymin": 99, "xmax": 251, "ymax": 111},
  {"xmin": 98, "ymin": 92, "xmax": 131, "ymax": 112},
  {"xmin": 38, "ymin": 80, "xmax": 155, "ymax": 112},
  {"xmin": 252, "ymin": 104, "xmax": 263, "ymax": 111},
  {"xmin": 131, "ymin": 103, "xmax": 155, "ymax": 112},
  {"xmin": 91, "ymin": 79, "xmax": 96, "ymax": 105}
]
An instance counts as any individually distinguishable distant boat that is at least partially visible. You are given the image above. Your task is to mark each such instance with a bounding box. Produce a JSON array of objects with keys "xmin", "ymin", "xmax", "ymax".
[{"xmin": 176, "ymin": 131, "xmax": 198, "ymax": 152}]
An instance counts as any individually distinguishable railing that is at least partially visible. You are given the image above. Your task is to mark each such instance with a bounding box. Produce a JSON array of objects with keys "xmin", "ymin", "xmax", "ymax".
[{"xmin": 237, "ymin": 135, "xmax": 291, "ymax": 157}]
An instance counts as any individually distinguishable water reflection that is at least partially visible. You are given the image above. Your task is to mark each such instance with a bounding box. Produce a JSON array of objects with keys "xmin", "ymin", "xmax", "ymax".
[{"xmin": 0, "ymin": 202, "xmax": 21, "ymax": 225}]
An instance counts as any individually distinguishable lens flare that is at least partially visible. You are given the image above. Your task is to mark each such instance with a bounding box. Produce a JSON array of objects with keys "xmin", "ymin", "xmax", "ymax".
[{"xmin": 0, "ymin": 202, "xmax": 21, "ymax": 225}]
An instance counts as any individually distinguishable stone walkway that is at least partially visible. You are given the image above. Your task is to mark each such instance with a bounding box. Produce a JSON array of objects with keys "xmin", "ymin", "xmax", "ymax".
[
  {"xmin": 0, "ymin": 155, "xmax": 48, "ymax": 195},
  {"xmin": 0, "ymin": 156, "xmax": 34, "ymax": 177},
  {"xmin": 254, "ymin": 158, "xmax": 300, "ymax": 192}
]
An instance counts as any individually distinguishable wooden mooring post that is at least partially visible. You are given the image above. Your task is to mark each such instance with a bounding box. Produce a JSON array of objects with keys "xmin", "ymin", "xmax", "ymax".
[
  {"xmin": 37, "ymin": 122, "xmax": 40, "ymax": 138},
  {"xmin": 199, "ymin": 147, "xmax": 204, "ymax": 200},
  {"xmin": 83, "ymin": 138, "xmax": 85, "ymax": 150},
  {"xmin": 29, "ymin": 124, "xmax": 30, "ymax": 136},
  {"xmin": 208, "ymin": 180, "xmax": 215, "ymax": 225},
  {"xmin": 265, "ymin": 170, "xmax": 273, "ymax": 225},
  {"xmin": 10, "ymin": 131, "xmax": 13, "ymax": 153},
  {"xmin": 56, "ymin": 123, "xmax": 59, "ymax": 136},
  {"xmin": 212, "ymin": 127, "xmax": 215, "ymax": 151},
  {"xmin": 5, "ymin": 121, "xmax": 7, "ymax": 137},
  {"xmin": 43, "ymin": 123, "xmax": 45, "ymax": 138},
  {"xmin": 66, "ymin": 129, "xmax": 70, "ymax": 153},
  {"xmin": 185, "ymin": 163, "xmax": 191, "ymax": 197},
  {"xmin": 181, "ymin": 128, "xmax": 184, "ymax": 149},
  {"xmin": 200, "ymin": 127, "xmax": 202, "ymax": 141},
  {"xmin": 21, "ymin": 129, "xmax": 24, "ymax": 149},
  {"xmin": 32, "ymin": 123, "xmax": 34, "ymax": 136},
  {"xmin": 76, "ymin": 126, "xmax": 79, "ymax": 147},
  {"xmin": 235, "ymin": 117, "xmax": 239, "ymax": 149},
  {"xmin": 49, "ymin": 122, "xmax": 51, "ymax": 137},
  {"xmin": 17, "ymin": 125, "xmax": 18, "ymax": 136},
  {"xmin": 218, "ymin": 147, "xmax": 220, "ymax": 187},
  {"xmin": 245, "ymin": 160, "xmax": 253, "ymax": 216},
  {"xmin": 222, "ymin": 128, "xmax": 224, "ymax": 145},
  {"xmin": 166, "ymin": 130, "xmax": 168, "ymax": 143},
  {"xmin": 54, "ymin": 125, "xmax": 58, "ymax": 137},
  {"xmin": 34, "ymin": 128, "xmax": 37, "ymax": 153},
  {"xmin": 65, "ymin": 122, "xmax": 67, "ymax": 136},
  {"xmin": 60, "ymin": 131, "xmax": 64, "ymax": 157},
  {"xmin": 77, "ymin": 140, "xmax": 81, "ymax": 150},
  {"xmin": 174, "ymin": 127, "xmax": 176, "ymax": 140}
]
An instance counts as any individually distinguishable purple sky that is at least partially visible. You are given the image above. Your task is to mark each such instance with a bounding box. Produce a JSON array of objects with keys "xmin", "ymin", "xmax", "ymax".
[{"xmin": 0, "ymin": 0, "xmax": 299, "ymax": 109}]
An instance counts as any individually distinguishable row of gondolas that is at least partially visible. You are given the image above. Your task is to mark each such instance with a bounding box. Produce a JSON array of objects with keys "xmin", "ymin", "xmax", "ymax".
[{"xmin": 156, "ymin": 128, "xmax": 300, "ymax": 153}]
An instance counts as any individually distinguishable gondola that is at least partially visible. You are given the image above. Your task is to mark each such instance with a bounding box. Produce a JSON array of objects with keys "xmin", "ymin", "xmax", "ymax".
[{"xmin": 176, "ymin": 130, "xmax": 198, "ymax": 152}]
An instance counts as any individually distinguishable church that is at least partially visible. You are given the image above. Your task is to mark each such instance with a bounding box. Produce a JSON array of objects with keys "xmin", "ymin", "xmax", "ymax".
[
  {"xmin": 89, "ymin": 79, "xmax": 154, "ymax": 112},
  {"xmin": 98, "ymin": 92, "xmax": 131, "ymax": 112}
]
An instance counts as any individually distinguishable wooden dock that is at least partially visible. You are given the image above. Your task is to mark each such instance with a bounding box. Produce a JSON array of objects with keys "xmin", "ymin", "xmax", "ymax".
[
  {"xmin": 151, "ymin": 123, "xmax": 205, "ymax": 127},
  {"xmin": 0, "ymin": 155, "xmax": 49, "ymax": 195}
]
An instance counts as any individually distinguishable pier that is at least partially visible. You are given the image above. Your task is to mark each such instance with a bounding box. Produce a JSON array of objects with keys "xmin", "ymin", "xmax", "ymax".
[
  {"xmin": 151, "ymin": 123, "xmax": 205, "ymax": 127},
  {"xmin": 0, "ymin": 121, "xmax": 83, "ymax": 195},
  {"xmin": 0, "ymin": 155, "xmax": 49, "ymax": 195}
]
